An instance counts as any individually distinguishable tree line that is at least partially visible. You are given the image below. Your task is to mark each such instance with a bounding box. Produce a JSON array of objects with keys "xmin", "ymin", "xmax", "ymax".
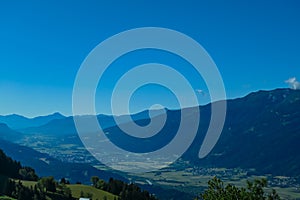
[
  {"xmin": 1, "ymin": 147, "xmax": 282, "ymax": 200},
  {"xmin": 196, "ymin": 177, "xmax": 280, "ymax": 200},
  {"xmin": 0, "ymin": 148, "xmax": 157, "ymax": 200},
  {"xmin": 0, "ymin": 149, "xmax": 38, "ymax": 181},
  {"xmin": 90, "ymin": 176, "xmax": 158, "ymax": 200},
  {"xmin": 0, "ymin": 148, "xmax": 72, "ymax": 200},
  {"xmin": 1, "ymin": 175, "xmax": 73, "ymax": 200}
]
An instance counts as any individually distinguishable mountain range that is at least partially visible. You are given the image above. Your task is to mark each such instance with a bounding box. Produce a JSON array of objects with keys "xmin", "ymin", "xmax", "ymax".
[
  {"xmin": 0, "ymin": 112, "xmax": 65, "ymax": 130},
  {"xmin": 0, "ymin": 88, "xmax": 299, "ymax": 180},
  {"xmin": 189, "ymin": 88, "xmax": 300, "ymax": 177},
  {"xmin": 98, "ymin": 88, "xmax": 300, "ymax": 177}
]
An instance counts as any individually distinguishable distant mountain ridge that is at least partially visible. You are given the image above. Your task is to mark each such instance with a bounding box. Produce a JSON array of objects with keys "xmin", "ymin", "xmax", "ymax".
[
  {"xmin": 96, "ymin": 88, "xmax": 300, "ymax": 177},
  {"xmin": 20, "ymin": 109, "xmax": 163, "ymax": 136},
  {"xmin": 0, "ymin": 123, "xmax": 21, "ymax": 142},
  {"xmin": 1, "ymin": 88, "xmax": 300, "ymax": 178},
  {"xmin": 0, "ymin": 112, "xmax": 65, "ymax": 129},
  {"xmin": 186, "ymin": 88, "xmax": 300, "ymax": 177}
]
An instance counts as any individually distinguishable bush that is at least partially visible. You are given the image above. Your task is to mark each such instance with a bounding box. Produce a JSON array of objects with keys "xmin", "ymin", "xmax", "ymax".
[{"xmin": 198, "ymin": 177, "xmax": 280, "ymax": 200}]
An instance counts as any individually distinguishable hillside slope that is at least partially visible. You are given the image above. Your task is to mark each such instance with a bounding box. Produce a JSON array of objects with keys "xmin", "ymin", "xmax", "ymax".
[
  {"xmin": 187, "ymin": 88, "xmax": 300, "ymax": 176},
  {"xmin": 0, "ymin": 139, "xmax": 126, "ymax": 184},
  {"xmin": 100, "ymin": 88, "xmax": 300, "ymax": 176}
]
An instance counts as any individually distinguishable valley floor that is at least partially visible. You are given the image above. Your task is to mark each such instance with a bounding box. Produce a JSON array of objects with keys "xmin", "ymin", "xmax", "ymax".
[
  {"xmin": 131, "ymin": 166, "xmax": 300, "ymax": 200},
  {"xmin": 18, "ymin": 135, "xmax": 300, "ymax": 200}
]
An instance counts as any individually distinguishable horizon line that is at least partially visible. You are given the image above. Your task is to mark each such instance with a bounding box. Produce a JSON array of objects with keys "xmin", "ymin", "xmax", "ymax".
[{"xmin": 0, "ymin": 87, "xmax": 296, "ymax": 118}]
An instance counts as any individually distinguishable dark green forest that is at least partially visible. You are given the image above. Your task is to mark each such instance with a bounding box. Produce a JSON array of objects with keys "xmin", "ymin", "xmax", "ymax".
[{"xmin": 0, "ymin": 148, "xmax": 158, "ymax": 200}]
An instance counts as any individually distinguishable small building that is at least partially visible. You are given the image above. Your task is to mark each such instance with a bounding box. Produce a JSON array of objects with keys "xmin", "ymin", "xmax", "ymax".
[{"xmin": 79, "ymin": 198, "xmax": 90, "ymax": 200}]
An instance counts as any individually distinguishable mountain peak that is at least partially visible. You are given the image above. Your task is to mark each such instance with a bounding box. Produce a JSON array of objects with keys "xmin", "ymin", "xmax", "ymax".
[
  {"xmin": 53, "ymin": 112, "xmax": 65, "ymax": 117},
  {"xmin": 36, "ymin": 112, "xmax": 65, "ymax": 119},
  {"xmin": 4, "ymin": 114, "xmax": 26, "ymax": 119},
  {"xmin": 0, "ymin": 112, "xmax": 66, "ymax": 130}
]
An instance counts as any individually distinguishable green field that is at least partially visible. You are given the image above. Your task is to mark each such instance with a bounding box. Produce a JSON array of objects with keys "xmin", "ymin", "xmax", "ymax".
[
  {"xmin": 68, "ymin": 184, "xmax": 117, "ymax": 200},
  {"xmin": 20, "ymin": 180, "xmax": 37, "ymax": 188},
  {"xmin": 19, "ymin": 180, "xmax": 117, "ymax": 200},
  {"xmin": 0, "ymin": 196, "xmax": 16, "ymax": 200}
]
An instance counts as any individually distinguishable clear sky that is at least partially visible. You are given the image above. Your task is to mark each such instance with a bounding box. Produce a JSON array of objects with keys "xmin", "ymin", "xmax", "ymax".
[{"xmin": 0, "ymin": 0, "xmax": 300, "ymax": 117}]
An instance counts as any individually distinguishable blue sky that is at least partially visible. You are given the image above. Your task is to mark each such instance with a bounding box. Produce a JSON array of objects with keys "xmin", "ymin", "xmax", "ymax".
[{"xmin": 0, "ymin": 0, "xmax": 299, "ymax": 117}]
